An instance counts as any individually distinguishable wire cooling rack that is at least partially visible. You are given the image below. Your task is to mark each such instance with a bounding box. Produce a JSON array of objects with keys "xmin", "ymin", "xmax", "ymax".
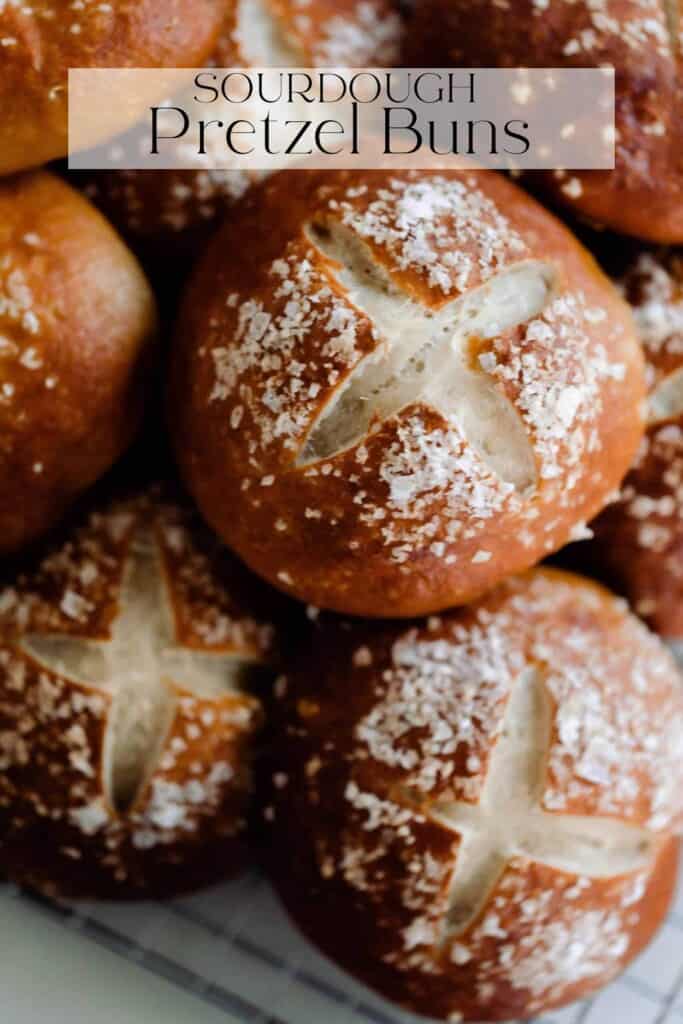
[{"xmin": 4, "ymin": 855, "xmax": 683, "ymax": 1024}]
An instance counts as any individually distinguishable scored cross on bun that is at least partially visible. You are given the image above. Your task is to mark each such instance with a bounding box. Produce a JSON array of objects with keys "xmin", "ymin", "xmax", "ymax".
[
  {"xmin": 170, "ymin": 168, "xmax": 645, "ymax": 617},
  {"xmin": 0, "ymin": 486, "xmax": 284, "ymax": 899},
  {"xmin": 592, "ymin": 249, "xmax": 683, "ymax": 639},
  {"xmin": 405, "ymin": 0, "xmax": 683, "ymax": 244},
  {"xmin": 219, "ymin": 0, "xmax": 402, "ymax": 71},
  {"xmin": 76, "ymin": 0, "xmax": 403, "ymax": 258},
  {"xmin": 267, "ymin": 569, "xmax": 683, "ymax": 1022},
  {"xmin": 0, "ymin": 170, "xmax": 156, "ymax": 556},
  {"xmin": 0, "ymin": 0, "xmax": 229, "ymax": 176}
]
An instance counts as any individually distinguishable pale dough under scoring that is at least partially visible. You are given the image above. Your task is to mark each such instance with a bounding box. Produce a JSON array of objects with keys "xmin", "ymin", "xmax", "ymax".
[
  {"xmin": 21, "ymin": 523, "xmax": 261, "ymax": 812},
  {"xmin": 299, "ymin": 220, "xmax": 554, "ymax": 495},
  {"xmin": 402, "ymin": 666, "xmax": 655, "ymax": 942}
]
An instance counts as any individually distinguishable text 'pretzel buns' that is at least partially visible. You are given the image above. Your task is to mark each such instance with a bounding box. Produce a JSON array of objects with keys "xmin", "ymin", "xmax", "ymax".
[
  {"xmin": 0, "ymin": 487, "xmax": 281, "ymax": 899},
  {"xmin": 171, "ymin": 168, "xmax": 645, "ymax": 617},
  {"xmin": 268, "ymin": 569, "xmax": 683, "ymax": 1021},
  {"xmin": 0, "ymin": 171, "xmax": 157, "ymax": 556},
  {"xmin": 406, "ymin": 0, "xmax": 683, "ymax": 243},
  {"xmin": 0, "ymin": 0, "xmax": 228, "ymax": 176},
  {"xmin": 592, "ymin": 250, "xmax": 683, "ymax": 638},
  {"xmin": 77, "ymin": 0, "xmax": 403, "ymax": 255}
]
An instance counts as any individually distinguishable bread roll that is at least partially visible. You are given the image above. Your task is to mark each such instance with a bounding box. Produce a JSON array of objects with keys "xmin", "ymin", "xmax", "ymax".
[
  {"xmin": 170, "ymin": 167, "xmax": 645, "ymax": 617},
  {"xmin": 267, "ymin": 568, "xmax": 683, "ymax": 1021},
  {"xmin": 0, "ymin": 171, "xmax": 157, "ymax": 556},
  {"xmin": 0, "ymin": 0, "xmax": 227, "ymax": 175},
  {"xmin": 591, "ymin": 250, "xmax": 683, "ymax": 639},
  {"xmin": 76, "ymin": 0, "xmax": 403, "ymax": 254},
  {"xmin": 406, "ymin": 0, "xmax": 683, "ymax": 244},
  {"xmin": 0, "ymin": 486, "xmax": 284, "ymax": 899}
]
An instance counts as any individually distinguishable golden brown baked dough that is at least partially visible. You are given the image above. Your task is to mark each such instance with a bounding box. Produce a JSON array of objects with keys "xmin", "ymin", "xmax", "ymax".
[
  {"xmin": 267, "ymin": 568, "xmax": 683, "ymax": 1021},
  {"xmin": 170, "ymin": 167, "xmax": 645, "ymax": 617},
  {"xmin": 0, "ymin": 486, "xmax": 283, "ymax": 899},
  {"xmin": 591, "ymin": 249, "xmax": 683, "ymax": 638},
  {"xmin": 0, "ymin": 171, "xmax": 157, "ymax": 556},
  {"xmin": 0, "ymin": 0, "xmax": 227, "ymax": 175},
  {"xmin": 76, "ymin": 0, "xmax": 403, "ymax": 256},
  {"xmin": 406, "ymin": 0, "xmax": 683, "ymax": 243}
]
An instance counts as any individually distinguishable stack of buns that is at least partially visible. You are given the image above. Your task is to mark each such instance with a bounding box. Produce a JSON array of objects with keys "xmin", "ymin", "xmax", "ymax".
[{"xmin": 0, "ymin": 3, "xmax": 682, "ymax": 1022}]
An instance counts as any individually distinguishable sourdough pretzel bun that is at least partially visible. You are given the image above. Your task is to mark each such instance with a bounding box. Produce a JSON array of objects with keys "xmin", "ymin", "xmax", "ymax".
[
  {"xmin": 267, "ymin": 569, "xmax": 683, "ymax": 1022},
  {"xmin": 170, "ymin": 167, "xmax": 645, "ymax": 617},
  {"xmin": 591, "ymin": 250, "xmax": 683, "ymax": 638},
  {"xmin": 406, "ymin": 0, "xmax": 683, "ymax": 244},
  {"xmin": 77, "ymin": 0, "xmax": 403, "ymax": 256},
  {"xmin": 0, "ymin": 486, "xmax": 283, "ymax": 899},
  {"xmin": 0, "ymin": 0, "xmax": 227, "ymax": 176},
  {"xmin": 0, "ymin": 171, "xmax": 156, "ymax": 556}
]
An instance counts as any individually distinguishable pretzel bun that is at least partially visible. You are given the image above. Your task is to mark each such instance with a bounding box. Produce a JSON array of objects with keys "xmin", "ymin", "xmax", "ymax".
[
  {"xmin": 0, "ymin": 0, "xmax": 228, "ymax": 176},
  {"xmin": 406, "ymin": 0, "xmax": 683, "ymax": 244},
  {"xmin": 267, "ymin": 568, "xmax": 683, "ymax": 1022},
  {"xmin": 591, "ymin": 250, "xmax": 683, "ymax": 639},
  {"xmin": 0, "ymin": 486, "xmax": 285, "ymax": 899},
  {"xmin": 170, "ymin": 168, "xmax": 645, "ymax": 617},
  {"xmin": 0, "ymin": 171, "xmax": 157, "ymax": 556},
  {"xmin": 77, "ymin": 0, "xmax": 403, "ymax": 256}
]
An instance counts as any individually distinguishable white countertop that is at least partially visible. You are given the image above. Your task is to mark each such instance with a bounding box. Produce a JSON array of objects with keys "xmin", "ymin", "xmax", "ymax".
[{"xmin": 0, "ymin": 889, "xmax": 239, "ymax": 1024}]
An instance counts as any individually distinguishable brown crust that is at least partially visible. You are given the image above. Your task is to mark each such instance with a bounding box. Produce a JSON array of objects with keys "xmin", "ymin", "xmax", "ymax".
[
  {"xmin": 170, "ymin": 167, "xmax": 645, "ymax": 617},
  {"xmin": 73, "ymin": 0, "xmax": 403, "ymax": 253},
  {"xmin": 592, "ymin": 250, "xmax": 683, "ymax": 637},
  {"xmin": 266, "ymin": 568, "xmax": 683, "ymax": 1021},
  {"xmin": 405, "ymin": 0, "xmax": 683, "ymax": 244},
  {"xmin": 0, "ymin": 0, "xmax": 227, "ymax": 175},
  {"xmin": 0, "ymin": 486, "xmax": 283, "ymax": 899},
  {"xmin": 0, "ymin": 170, "xmax": 157, "ymax": 556}
]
